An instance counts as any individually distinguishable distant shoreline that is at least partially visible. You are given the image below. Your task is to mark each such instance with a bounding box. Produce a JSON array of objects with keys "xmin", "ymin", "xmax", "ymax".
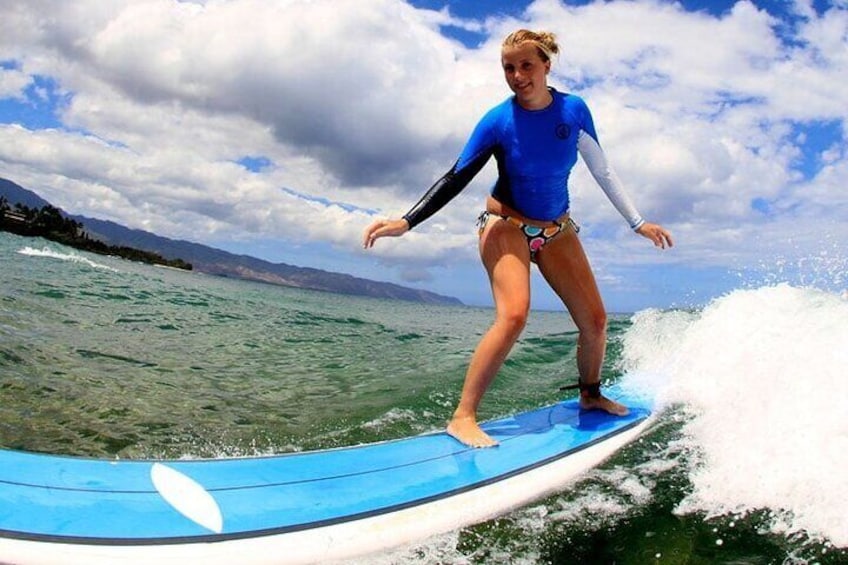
[
  {"xmin": 1, "ymin": 205, "xmax": 193, "ymax": 271},
  {"xmin": 1, "ymin": 177, "xmax": 461, "ymax": 305}
]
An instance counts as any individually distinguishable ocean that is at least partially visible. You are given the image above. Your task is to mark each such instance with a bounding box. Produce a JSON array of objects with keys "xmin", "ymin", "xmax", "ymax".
[{"xmin": 1, "ymin": 230, "xmax": 846, "ymax": 564}]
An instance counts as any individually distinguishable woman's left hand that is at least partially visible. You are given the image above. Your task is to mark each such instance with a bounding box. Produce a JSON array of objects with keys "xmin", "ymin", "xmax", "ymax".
[{"xmin": 636, "ymin": 222, "xmax": 674, "ymax": 249}]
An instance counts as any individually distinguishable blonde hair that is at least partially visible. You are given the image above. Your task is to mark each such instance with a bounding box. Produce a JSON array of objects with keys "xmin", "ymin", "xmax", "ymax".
[{"xmin": 502, "ymin": 29, "xmax": 560, "ymax": 63}]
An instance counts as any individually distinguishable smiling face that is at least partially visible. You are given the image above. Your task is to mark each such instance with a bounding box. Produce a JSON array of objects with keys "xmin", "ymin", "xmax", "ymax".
[{"xmin": 501, "ymin": 42, "xmax": 552, "ymax": 110}]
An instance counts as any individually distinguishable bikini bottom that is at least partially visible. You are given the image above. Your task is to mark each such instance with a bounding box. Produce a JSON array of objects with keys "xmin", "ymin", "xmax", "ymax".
[{"xmin": 476, "ymin": 211, "xmax": 579, "ymax": 263}]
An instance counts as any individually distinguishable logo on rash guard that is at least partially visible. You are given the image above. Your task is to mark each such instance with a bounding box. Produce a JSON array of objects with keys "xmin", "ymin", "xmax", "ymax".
[{"xmin": 555, "ymin": 123, "xmax": 571, "ymax": 139}]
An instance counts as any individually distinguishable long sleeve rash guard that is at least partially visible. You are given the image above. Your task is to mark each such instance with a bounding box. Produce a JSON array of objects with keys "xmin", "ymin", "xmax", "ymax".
[{"xmin": 402, "ymin": 89, "xmax": 645, "ymax": 231}]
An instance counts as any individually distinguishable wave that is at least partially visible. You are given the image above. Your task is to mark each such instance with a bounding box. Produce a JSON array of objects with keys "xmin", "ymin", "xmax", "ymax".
[
  {"xmin": 17, "ymin": 245, "xmax": 119, "ymax": 272},
  {"xmin": 619, "ymin": 284, "xmax": 848, "ymax": 548}
]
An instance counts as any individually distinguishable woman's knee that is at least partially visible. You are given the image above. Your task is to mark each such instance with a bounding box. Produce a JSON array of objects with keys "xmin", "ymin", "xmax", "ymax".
[
  {"xmin": 581, "ymin": 310, "xmax": 607, "ymax": 341},
  {"xmin": 497, "ymin": 306, "xmax": 530, "ymax": 337}
]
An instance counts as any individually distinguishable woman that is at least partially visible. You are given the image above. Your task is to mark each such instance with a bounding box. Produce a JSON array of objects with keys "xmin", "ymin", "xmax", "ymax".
[{"xmin": 363, "ymin": 29, "xmax": 673, "ymax": 448}]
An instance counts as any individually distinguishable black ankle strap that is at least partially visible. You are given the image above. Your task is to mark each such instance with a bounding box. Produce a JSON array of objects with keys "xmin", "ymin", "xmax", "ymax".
[
  {"xmin": 559, "ymin": 379, "xmax": 602, "ymax": 399},
  {"xmin": 579, "ymin": 380, "xmax": 601, "ymax": 399}
]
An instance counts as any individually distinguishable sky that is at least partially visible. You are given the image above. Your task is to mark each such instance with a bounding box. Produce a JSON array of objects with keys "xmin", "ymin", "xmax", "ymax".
[{"xmin": 1, "ymin": 0, "xmax": 846, "ymax": 312}]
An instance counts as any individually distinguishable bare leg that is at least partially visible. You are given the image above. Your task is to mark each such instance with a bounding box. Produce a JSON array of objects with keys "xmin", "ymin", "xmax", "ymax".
[
  {"xmin": 536, "ymin": 226, "xmax": 628, "ymax": 416},
  {"xmin": 447, "ymin": 217, "xmax": 531, "ymax": 447}
]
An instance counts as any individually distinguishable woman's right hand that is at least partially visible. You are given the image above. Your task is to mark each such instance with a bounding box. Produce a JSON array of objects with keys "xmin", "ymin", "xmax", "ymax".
[{"xmin": 362, "ymin": 218, "xmax": 410, "ymax": 249}]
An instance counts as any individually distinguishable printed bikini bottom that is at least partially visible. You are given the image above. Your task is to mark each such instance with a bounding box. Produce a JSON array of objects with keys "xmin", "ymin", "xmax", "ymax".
[{"xmin": 477, "ymin": 211, "xmax": 579, "ymax": 262}]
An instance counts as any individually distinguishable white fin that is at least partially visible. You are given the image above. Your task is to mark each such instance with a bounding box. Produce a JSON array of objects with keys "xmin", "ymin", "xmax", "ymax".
[{"xmin": 150, "ymin": 462, "xmax": 223, "ymax": 534}]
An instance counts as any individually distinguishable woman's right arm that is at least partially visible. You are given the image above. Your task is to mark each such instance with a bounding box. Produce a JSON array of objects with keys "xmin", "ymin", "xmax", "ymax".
[
  {"xmin": 401, "ymin": 148, "xmax": 494, "ymax": 230},
  {"xmin": 362, "ymin": 153, "xmax": 489, "ymax": 248},
  {"xmin": 362, "ymin": 217, "xmax": 410, "ymax": 248},
  {"xmin": 363, "ymin": 110, "xmax": 499, "ymax": 248}
]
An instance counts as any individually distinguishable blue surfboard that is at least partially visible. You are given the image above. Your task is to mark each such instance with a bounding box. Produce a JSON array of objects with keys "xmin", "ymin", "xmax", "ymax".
[{"xmin": 0, "ymin": 389, "xmax": 653, "ymax": 564}]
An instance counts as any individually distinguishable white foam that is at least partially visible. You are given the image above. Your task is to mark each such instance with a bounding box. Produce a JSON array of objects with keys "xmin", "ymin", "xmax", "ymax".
[
  {"xmin": 360, "ymin": 408, "xmax": 422, "ymax": 431},
  {"xmin": 336, "ymin": 530, "xmax": 469, "ymax": 565},
  {"xmin": 17, "ymin": 245, "xmax": 119, "ymax": 272},
  {"xmin": 620, "ymin": 284, "xmax": 848, "ymax": 547}
]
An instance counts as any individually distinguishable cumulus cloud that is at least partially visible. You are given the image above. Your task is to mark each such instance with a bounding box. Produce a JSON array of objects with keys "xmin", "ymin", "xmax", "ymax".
[
  {"xmin": 0, "ymin": 0, "xmax": 845, "ymax": 300},
  {"xmin": 0, "ymin": 66, "xmax": 31, "ymax": 100}
]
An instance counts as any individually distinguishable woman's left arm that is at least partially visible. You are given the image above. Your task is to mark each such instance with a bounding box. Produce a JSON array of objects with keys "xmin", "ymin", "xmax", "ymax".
[
  {"xmin": 577, "ymin": 130, "xmax": 646, "ymax": 230},
  {"xmin": 635, "ymin": 222, "xmax": 674, "ymax": 249},
  {"xmin": 576, "ymin": 101, "xmax": 673, "ymax": 249}
]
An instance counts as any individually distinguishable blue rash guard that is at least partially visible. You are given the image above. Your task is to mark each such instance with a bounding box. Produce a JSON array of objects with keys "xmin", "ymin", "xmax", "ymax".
[{"xmin": 403, "ymin": 88, "xmax": 644, "ymax": 230}]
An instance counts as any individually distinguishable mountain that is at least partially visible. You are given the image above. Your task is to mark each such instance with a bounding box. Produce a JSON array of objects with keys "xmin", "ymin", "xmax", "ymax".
[
  {"xmin": 1, "ymin": 178, "xmax": 461, "ymax": 305},
  {"xmin": 0, "ymin": 178, "xmax": 52, "ymax": 209}
]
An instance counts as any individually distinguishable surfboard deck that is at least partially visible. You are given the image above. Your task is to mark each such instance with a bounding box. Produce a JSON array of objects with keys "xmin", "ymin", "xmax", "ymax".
[{"xmin": 0, "ymin": 389, "xmax": 653, "ymax": 564}]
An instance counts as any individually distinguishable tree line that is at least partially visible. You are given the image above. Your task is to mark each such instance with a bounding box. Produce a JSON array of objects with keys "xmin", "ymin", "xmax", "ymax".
[{"xmin": 0, "ymin": 197, "xmax": 192, "ymax": 270}]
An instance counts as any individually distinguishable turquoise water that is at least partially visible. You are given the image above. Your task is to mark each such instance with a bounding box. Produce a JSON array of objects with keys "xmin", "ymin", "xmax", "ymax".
[{"xmin": 1, "ymin": 232, "xmax": 846, "ymax": 564}]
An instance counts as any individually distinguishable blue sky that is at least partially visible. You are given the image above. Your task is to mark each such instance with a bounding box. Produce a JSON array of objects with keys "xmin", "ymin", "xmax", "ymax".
[{"xmin": 1, "ymin": 0, "xmax": 846, "ymax": 311}]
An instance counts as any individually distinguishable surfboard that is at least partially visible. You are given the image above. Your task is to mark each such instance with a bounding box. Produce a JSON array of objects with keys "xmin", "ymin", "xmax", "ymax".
[{"xmin": 0, "ymin": 388, "xmax": 653, "ymax": 564}]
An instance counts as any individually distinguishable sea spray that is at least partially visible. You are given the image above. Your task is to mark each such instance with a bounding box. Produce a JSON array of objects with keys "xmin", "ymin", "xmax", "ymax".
[
  {"xmin": 620, "ymin": 284, "xmax": 848, "ymax": 548},
  {"xmin": 17, "ymin": 245, "xmax": 119, "ymax": 272}
]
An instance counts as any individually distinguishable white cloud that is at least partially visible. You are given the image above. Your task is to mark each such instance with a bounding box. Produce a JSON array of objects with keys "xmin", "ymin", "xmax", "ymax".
[
  {"xmin": 0, "ymin": 0, "xmax": 846, "ymax": 304},
  {"xmin": 0, "ymin": 67, "xmax": 31, "ymax": 100}
]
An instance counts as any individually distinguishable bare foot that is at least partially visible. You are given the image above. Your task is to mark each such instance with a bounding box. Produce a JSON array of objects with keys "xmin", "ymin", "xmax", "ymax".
[
  {"xmin": 446, "ymin": 415, "xmax": 499, "ymax": 448},
  {"xmin": 580, "ymin": 394, "xmax": 630, "ymax": 416}
]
